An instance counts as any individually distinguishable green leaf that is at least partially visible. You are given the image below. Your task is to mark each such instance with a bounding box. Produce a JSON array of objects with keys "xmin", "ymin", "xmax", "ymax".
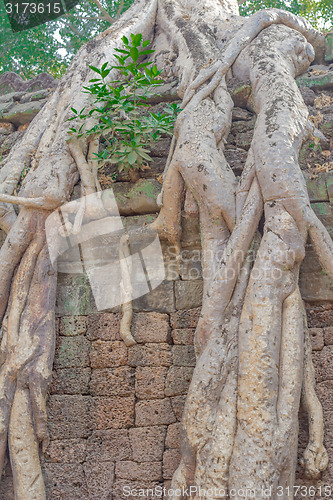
[
  {"xmin": 137, "ymin": 150, "xmax": 152, "ymax": 162},
  {"xmin": 127, "ymin": 150, "xmax": 138, "ymax": 165},
  {"xmin": 121, "ymin": 35, "xmax": 129, "ymax": 45},
  {"xmin": 139, "ymin": 49, "xmax": 155, "ymax": 56},
  {"xmin": 129, "ymin": 47, "xmax": 139, "ymax": 62},
  {"xmin": 142, "ymin": 40, "xmax": 150, "ymax": 48},
  {"xmin": 131, "ymin": 33, "xmax": 142, "ymax": 47},
  {"xmin": 89, "ymin": 65, "xmax": 101, "ymax": 74},
  {"xmin": 115, "ymin": 48, "xmax": 130, "ymax": 55},
  {"xmin": 101, "ymin": 68, "xmax": 111, "ymax": 79}
]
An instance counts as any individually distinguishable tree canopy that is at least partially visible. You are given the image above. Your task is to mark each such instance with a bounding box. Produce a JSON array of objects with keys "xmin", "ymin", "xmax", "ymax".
[{"xmin": 0, "ymin": 0, "xmax": 332, "ymax": 79}]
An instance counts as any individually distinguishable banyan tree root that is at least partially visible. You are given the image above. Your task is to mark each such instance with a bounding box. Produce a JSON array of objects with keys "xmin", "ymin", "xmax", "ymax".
[
  {"xmin": 0, "ymin": 0, "xmax": 331, "ymax": 498},
  {"xmin": 0, "ymin": 210, "xmax": 56, "ymax": 499},
  {"xmin": 169, "ymin": 19, "xmax": 330, "ymax": 500}
]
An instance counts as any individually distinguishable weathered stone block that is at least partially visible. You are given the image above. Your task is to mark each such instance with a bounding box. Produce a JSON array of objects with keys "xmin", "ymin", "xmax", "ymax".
[
  {"xmin": 304, "ymin": 172, "xmax": 329, "ymax": 202},
  {"xmin": 0, "ymin": 91, "xmax": 25, "ymax": 103},
  {"xmin": 54, "ymin": 336, "xmax": 90, "ymax": 369},
  {"xmin": 316, "ymin": 381, "xmax": 333, "ymax": 413},
  {"xmin": 87, "ymin": 429, "xmax": 132, "ymax": 462},
  {"xmin": 84, "ymin": 461, "xmax": 114, "ymax": 500},
  {"xmin": 47, "ymin": 395, "xmax": 91, "ymax": 439},
  {"xmin": 312, "ymin": 201, "xmax": 333, "ymax": 232},
  {"xmin": 324, "ymin": 326, "xmax": 333, "ymax": 345},
  {"xmin": 306, "ymin": 303, "xmax": 333, "ymax": 328},
  {"xmin": 90, "ymin": 396, "xmax": 135, "ymax": 429},
  {"xmin": 309, "ymin": 328, "xmax": 325, "ymax": 351},
  {"xmin": 1, "ymin": 99, "xmax": 47, "ymax": 126},
  {"xmin": 128, "ymin": 343, "xmax": 172, "ymax": 367},
  {"xmin": 300, "ymin": 272, "xmax": 333, "ymax": 302},
  {"xmin": 301, "ymin": 245, "xmax": 322, "ymax": 274},
  {"xmin": 90, "ymin": 340, "xmax": 127, "ymax": 369},
  {"xmin": 90, "ymin": 367, "xmax": 135, "ymax": 396},
  {"xmin": 135, "ymin": 399, "xmax": 176, "ymax": 426},
  {"xmin": 44, "ymin": 463, "xmax": 88, "ymax": 500},
  {"xmin": 45, "ymin": 439, "xmax": 87, "ymax": 464},
  {"xmin": 180, "ymin": 249, "xmax": 202, "ymax": 280},
  {"xmin": 232, "ymin": 107, "xmax": 253, "ymax": 121},
  {"xmin": 129, "ymin": 426, "xmax": 166, "ymax": 461},
  {"xmin": 165, "ymin": 423, "xmax": 181, "ymax": 449},
  {"xmin": 171, "ymin": 328, "xmax": 195, "ymax": 345},
  {"xmin": 325, "ymin": 32, "xmax": 333, "ymax": 63},
  {"xmin": 172, "ymin": 346, "xmax": 196, "ymax": 366},
  {"xmin": 116, "ymin": 461, "xmax": 162, "ymax": 481},
  {"xmin": 132, "ymin": 312, "xmax": 171, "ymax": 343},
  {"xmin": 327, "ymin": 174, "xmax": 333, "ymax": 204},
  {"xmin": 132, "ymin": 280, "xmax": 175, "ymax": 313},
  {"xmin": 312, "ymin": 346, "xmax": 333, "ymax": 383},
  {"xmin": 135, "ymin": 366, "xmax": 168, "ymax": 399},
  {"xmin": 113, "ymin": 179, "xmax": 161, "ymax": 215},
  {"xmin": 87, "ymin": 313, "xmax": 121, "ymax": 341},
  {"xmin": 224, "ymin": 147, "xmax": 248, "ymax": 175},
  {"xmin": 171, "ymin": 395, "xmax": 187, "ymax": 421},
  {"xmin": 181, "ymin": 213, "xmax": 201, "ymax": 249},
  {"xmin": 230, "ymin": 83, "xmax": 252, "ymax": 108},
  {"xmin": 297, "ymin": 71, "xmax": 333, "ymax": 90},
  {"xmin": 163, "ymin": 449, "xmax": 181, "ymax": 479},
  {"xmin": 50, "ymin": 368, "xmax": 91, "ymax": 395},
  {"xmin": 20, "ymin": 88, "xmax": 53, "ymax": 103},
  {"xmin": 0, "ymin": 100, "xmax": 14, "ymax": 118},
  {"xmin": 175, "ymin": 281, "xmax": 203, "ymax": 310},
  {"xmin": 59, "ymin": 316, "xmax": 87, "ymax": 336},
  {"xmin": 165, "ymin": 366, "xmax": 194, "ymax": 396},
  {"xmin": 170, "ymin": 307, "xmax": 201, "ymax": 329},
  {"xmin": 322, "ymin": 411, "xmax": 333, "ymax": 448},
  {"xmin": 300, "ymin": 87, "xmax": 316, "ymax": 106},
  {"xmin": 150, "ymin": 137, "xmax": 173, "ymax": 157},
  {"xmin": 56, "ymin": 273, "xmax": 95, "ymax": 316}
]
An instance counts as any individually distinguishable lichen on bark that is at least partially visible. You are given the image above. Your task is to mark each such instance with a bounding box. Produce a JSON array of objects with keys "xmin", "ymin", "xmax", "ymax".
[{"xmin": 0, "ymin": 0, "xmax": 332, "ymax": 498}]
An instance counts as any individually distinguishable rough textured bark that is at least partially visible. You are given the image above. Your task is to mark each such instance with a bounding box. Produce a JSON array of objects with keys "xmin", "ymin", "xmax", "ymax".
[{"xmin": 0, "ymin": 0, "xmax": 331, "ymax": 498}]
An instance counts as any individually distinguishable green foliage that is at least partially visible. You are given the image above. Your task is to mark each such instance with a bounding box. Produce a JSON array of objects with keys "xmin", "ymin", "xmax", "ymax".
[
  {"xmin": 240, "ymin": 0, "xmax": 333, "ymax": 31},
  {"xmin": 68, "ymin": 34, "xmax": 180, "ymax": 174},
  {"xmin": 0, "ymin": 0, "xmax": 135, "ymax": 78},
  {"xmin": 1, "ymin": 0, "xmax": 331, "ymax": 79}
]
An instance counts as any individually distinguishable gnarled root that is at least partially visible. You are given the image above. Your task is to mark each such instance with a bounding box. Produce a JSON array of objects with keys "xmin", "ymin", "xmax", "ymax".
[
  {"xmin": 300, "ymin": 305, "xmax": 328, "ymax": 479},
  {"xmin": 0, "ymin": 211, "xmax": 56, "ymax": 500}
]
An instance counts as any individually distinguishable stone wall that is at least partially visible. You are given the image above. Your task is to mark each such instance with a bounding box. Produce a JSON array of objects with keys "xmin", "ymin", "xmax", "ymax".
[{"xmin": 0, "ymin": 62, "xmax": 333, "ymax": 499}]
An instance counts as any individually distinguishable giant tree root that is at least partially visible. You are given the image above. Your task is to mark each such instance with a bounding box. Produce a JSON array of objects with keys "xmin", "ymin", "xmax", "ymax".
[{"xmin": 0, "ymin": 0, "xmax": 331, "ymax": 498}]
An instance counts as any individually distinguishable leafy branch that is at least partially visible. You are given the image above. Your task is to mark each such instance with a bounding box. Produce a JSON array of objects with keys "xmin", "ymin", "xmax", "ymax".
[{"xmin": 68, "ymin": 33, "xmax": 180, "ymax": 175}]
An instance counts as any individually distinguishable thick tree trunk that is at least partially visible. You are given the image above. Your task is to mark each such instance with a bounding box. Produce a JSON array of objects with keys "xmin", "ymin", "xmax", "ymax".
[{"xmin": 0, "ymin": 0, "xmax": 331, "ymax": 498}]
